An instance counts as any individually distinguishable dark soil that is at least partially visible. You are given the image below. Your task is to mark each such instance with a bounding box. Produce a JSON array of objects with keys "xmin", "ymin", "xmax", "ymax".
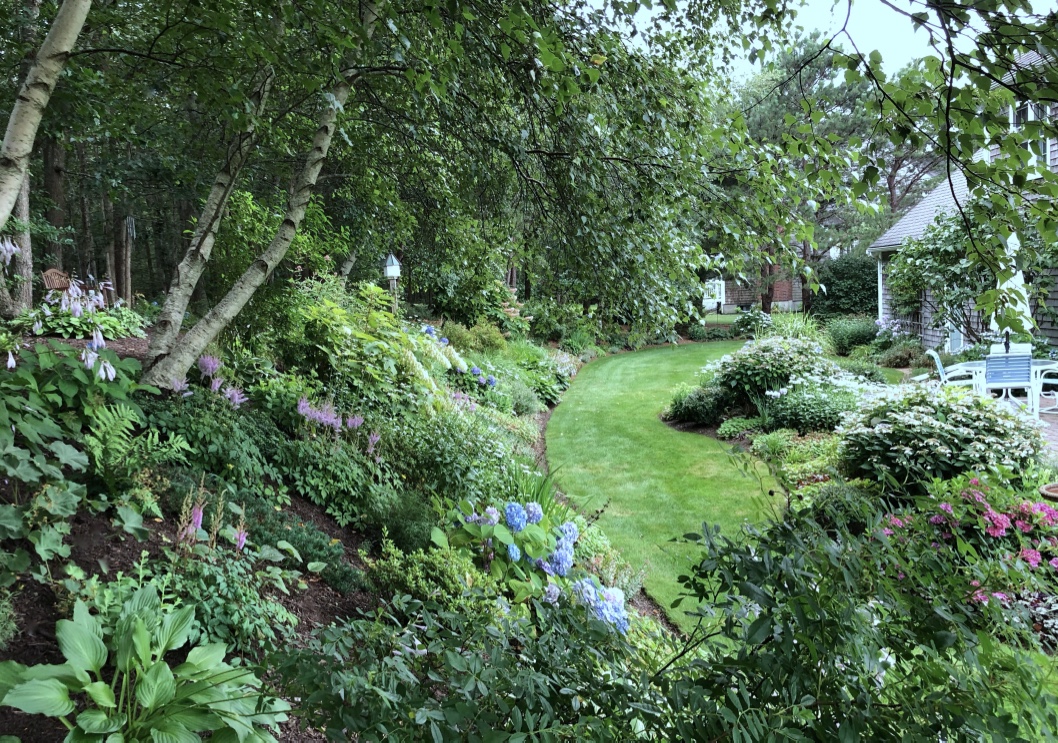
[{"xmin": 21, "ymin": 334, "xmax": 150, "ymax": 362}]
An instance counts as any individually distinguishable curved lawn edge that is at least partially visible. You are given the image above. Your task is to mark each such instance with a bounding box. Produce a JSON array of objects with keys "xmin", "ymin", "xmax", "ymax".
[{"xmin": 545, "ymin": 342, "xmax": 775, "ymax": 632}]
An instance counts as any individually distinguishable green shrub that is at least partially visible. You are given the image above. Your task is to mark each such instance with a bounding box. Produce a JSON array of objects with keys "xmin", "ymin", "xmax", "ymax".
[
  {"xmin": 141, "ymin": 394, "xmax": 281, "ymax": 489},
  {"xmin": 469, "ymin": 321, "xmax": 508, "ymax": 352},
  {"xmin": 731, "ymin": 307, "xmax": 771, "ymax": 337},
  {"xmin": 833, "ymin": 358, "xmax": 888, "ymax": 383},
  {"xmin": 877, "ymin": 340, "xmax": 925, "ymax": 368},
  {"xmin": 688, "ymin": 324, "xmax": 732, "ymax": 342},
  {"xmin": 826, "ymin": 316, "xmax": 878, "ymax": 356},
  {"xmin": 277, "ymin": 437, "xmax": 383, "ymax": 528},
  {"xmin": 812, "ymin": 253, "xmax": 877, "ymax": 317},
  {"xmin": 847, "ymin": 344, "xmax": 877, "ymax": 361},
  {"xmin": 838, "ymin": 385, "xmax": 1045, "ymax": 492},
  {"xmin": 767, "ymin": 385, "xmax": 859, "ymax": 434},
  {"xmin": 663, "ymin": 384, "xmax": 731, "ymax": 426},
  {"xmin": 368, "ymin": 539, "xmax": 497, "ymax": 621},
  {"xmin": 716, "ymin": 416, "xmax": 762, "ymax": 439},
  {"xmin": 706, "ymin": 337, "xmax": 840, "ymax": 411},
  {"xmin": 508, "ymin": 377, "xmax": 543, "ymax": 416},
  {"xmin": 765, "ymin": 313, "xmax": 830, "ymax": 347},
  {"xmin": 751, "ymin": 429, "xmax": 797, "ymax": 461}
]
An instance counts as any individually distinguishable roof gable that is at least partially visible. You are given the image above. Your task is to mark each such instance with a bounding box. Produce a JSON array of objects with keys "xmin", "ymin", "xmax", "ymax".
[{"xmin": 869, "ymin": 171, "xmax": 969, "ymax": 251}]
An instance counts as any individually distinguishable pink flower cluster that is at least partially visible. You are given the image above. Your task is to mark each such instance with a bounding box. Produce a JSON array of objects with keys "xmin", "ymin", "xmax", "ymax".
[{"xmin": 296, "ymin": 397, "xmax": 368, "ymax": 438}]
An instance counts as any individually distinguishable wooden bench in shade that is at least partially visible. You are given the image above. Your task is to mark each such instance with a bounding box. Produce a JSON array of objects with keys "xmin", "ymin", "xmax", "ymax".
[{"xmin": 41, "ymin": 268, "xmax": 72, "ymax": 292}]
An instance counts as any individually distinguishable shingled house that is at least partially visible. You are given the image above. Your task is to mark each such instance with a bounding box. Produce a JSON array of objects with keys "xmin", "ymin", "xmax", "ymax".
[{"xmin": 869, "ymin": 51, "xmax": 1058, "ymax": 350}]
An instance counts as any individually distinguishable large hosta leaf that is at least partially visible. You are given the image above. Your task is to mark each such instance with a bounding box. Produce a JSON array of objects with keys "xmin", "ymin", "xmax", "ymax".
[
  {"xmin": 1, "ymin": 678, "xmax": 75, "ymax": 716},
  {"xmin": 56, "ymin": 618, "xmax": 108, "ymax": 674}
]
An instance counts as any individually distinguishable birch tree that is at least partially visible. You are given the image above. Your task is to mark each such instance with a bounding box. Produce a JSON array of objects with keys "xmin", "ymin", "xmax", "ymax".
[{"xmin": 0, "ymin": 0, "xmax": 90, "ymax": 232}]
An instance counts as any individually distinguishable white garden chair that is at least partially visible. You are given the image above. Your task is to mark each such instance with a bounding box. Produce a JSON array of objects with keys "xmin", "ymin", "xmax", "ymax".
[{"xmin": 925, "ymin": 350, "xmax": 978, "ymax": 391}]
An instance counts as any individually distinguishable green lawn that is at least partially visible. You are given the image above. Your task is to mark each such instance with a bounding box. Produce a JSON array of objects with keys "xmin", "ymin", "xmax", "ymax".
[{"xmin": 547, "ymin": 342, "xmax": 776, "ymax": 632}]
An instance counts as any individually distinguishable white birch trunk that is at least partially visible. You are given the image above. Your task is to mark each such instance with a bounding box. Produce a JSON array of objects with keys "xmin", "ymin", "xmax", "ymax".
[
  {"xmin": 0, "ymin": 0, "xmax": 91, "ymax": 232},
  {"xmin": 141, "ymin": 75, "xmax": 353, "ymax": 387},
  {"xmin": 144, "ymin": 70, "xmax": 274, "ymax": 369}
]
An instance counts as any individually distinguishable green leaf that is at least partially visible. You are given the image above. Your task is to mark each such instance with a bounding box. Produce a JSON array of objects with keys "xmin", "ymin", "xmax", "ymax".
[
  {"xmin": 1, "ymin": 679, "xmax": 75, "ymax": 716},
  {"xmin": 76, "ymin": 708, "xmax": 124, "ymax": 734},
  {"xmin": 429, "ymin": 527, "xmax": 449, "ymax": 549},
  {"xmin": 154, "ymin": 607, "xmax": 194, "ymax": 655},
  {"xmin": 83, "ymin": 681, "xmax": 116, "ymax": 709},
  {"xmin": 306, "ymin": 561, "xmax": 326, "ymax": 573},
  {"xmin": 0, "ymin": 505, "xmax": 24, "ymax": 540},
  {"xmin": 180, "ymin": 644, "xmax": 226, "ymax": 673},
  {"xmin": 48, "ymin": 441, "xmax": 88, "ymax": 471},
  {"xmin": 56, "ymin": 618, "xmax": 108, "ymax": 674},
  {"xmin": 135, "ymin": 662, "xmax": 176, "ymax": 711}
]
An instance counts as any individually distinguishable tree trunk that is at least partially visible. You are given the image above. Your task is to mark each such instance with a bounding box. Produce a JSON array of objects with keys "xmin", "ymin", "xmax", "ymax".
[
  {"xmin": 0, "ymin": 0, "xmax": 91, "ymax": 232},
  {"xmin": 0, "ymin": 175, "xmax": 34, "ymax": 317},
  {"xmin": 141, "ymin": 72, "xmax": 356, "ymax": 387},
  {"xmin": 339, "ymin": 251, "xmax": 357, "ymax": 278},
  {"xmin": 43, "ymin": 134, "xmax": 65, "ymax": 269},
  {"xmin": 122, "ymin": 214, "xmax": 133, "ymax": 304},
  {"xmin": 103, "ymin": 194, "xmax": 117, "ymax": 303},
  {"xmin": 144, "ymin": 69, "xmax": 274, "ymax": 368}
]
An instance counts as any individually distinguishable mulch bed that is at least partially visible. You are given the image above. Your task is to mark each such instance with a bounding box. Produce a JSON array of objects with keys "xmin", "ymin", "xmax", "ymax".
[{"xmin": 20, "ymin": 334, "xmax": 151, "ymax": 362}]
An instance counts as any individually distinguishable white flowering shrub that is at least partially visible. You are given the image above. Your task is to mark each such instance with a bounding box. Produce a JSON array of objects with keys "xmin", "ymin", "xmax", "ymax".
[
  {"xmin": 838, "ymin": 385, "xmax": 1045, "ymax": 491},
  {"xmin": 707, "ymin": 337, "xmax": 842, "ymax": 410}
]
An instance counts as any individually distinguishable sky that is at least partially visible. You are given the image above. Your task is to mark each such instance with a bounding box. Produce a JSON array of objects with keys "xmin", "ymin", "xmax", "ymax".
[{"xmin": 725, "ymin": 0, "xmax": 1058, "ymax": 80}]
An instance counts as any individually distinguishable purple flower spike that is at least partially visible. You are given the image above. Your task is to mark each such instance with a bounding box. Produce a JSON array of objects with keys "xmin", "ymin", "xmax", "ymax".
[
  {"xmin": 223, "ymin": 385, "xmax": 248, "ymax": 408},
  {"xmin": 210, "ymin": 376, "xmax": 224, "ymax": 393},
  {"xmin": 235, "ymin": 529, "xmax": 248, "ymax": 551},
  {"xmin": 197, "ymin": 355, "xmax": 222, "ymax": 378},
  {"xmin": 5, "ymin": 351, "xmax": 14, "ymax": 370},
  {"xmin": 346, "ymin": 414, "xmax": 364, "ymax": 429},
  {"xmin": 367, "ymin": 431, "xmax": 381, "ymax": 454},
  {"xmin": 190, "ymin": 504, "xmax": 204, "ymax": 532}
]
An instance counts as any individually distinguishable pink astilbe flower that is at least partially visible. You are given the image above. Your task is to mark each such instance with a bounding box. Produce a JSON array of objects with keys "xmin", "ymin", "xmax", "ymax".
[
  {"xmin": 197, "ymin": 355, "xmax": 222, "ymax": 378},
  {"xmin": 929, "ymin": 515, "xmax": 946, "ymax": 525},
  {"xmin": 367, "ymin": 431, "xmax": 381, "ymax": 455},
  {"xmin": 223, "ymin": 385, "xmax": 248, "ymax": 408},
  {"xmin": 346, "ymin": 414, "xmax": 364, "ymax": 430},
  {"xmin": 210, "ymin": 376, "xmax": 224, "ymax": 393},
  {"xmin": 888, "ymin": 515, "xmax": 905, "ymax": 528},
  {"xmin": 968, "ymin": 477, "xmax": 980, "ymax": 486}
]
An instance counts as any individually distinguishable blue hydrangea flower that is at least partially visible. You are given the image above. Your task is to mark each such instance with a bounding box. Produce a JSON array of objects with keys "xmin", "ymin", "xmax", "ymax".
[
  {"xmin": 486, "ymin": 375, "xmax": 497, "ymax": 387},
  {"xmin": 525, "ymin": 502, "xmax": 543, "ymax": 524},
  {"xmin": 441, "ymin": 338, "xmax": 449, "ymax": 345},
  {"xmin": 536, "ymin": 558, "xmax": 554, "ymax": 576},
  {"xmin": 423, "ymin": 325, "xmax": 436, "ymax": 337},
  {"xmin": 548, "ymin": 543, "xmax": 573, "ymax": 576},
  {"xmin": 505, "ymin": 503, "xmax": 527, "ymax": 532},
  {"xmin": 483, "ymin": 506, "xmax": 500, "ymax": 526},
  {"xmin": 478, "ymin": 375, "xmax": 487, "ymax": 385},
  {"xmin": 544, "ymin": 584, "xmax": 561, "ymax": 605},
  {"xmin": 559, "ymin": 521, "xmax": 579, "ymax": 544},
  {"xmin": 571, "ymin": 578, "xmax": 628, "ymax": 633},
  {"xmin": 453, "ymin": 366, "xmax": 465, "ymax": 374},
  {"xmin": 507, "ymin": 543, "xmax": 521, "ymax": 561},
  {"xmin": 471, "ymin": 366, "xmax": 481, "ymax": 376}
]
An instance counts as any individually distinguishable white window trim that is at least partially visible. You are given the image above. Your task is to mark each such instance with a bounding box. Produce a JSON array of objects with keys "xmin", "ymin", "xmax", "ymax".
[{"xmin": 1010, "ymin": 101, "xmax": 1048, "ymax": 174}]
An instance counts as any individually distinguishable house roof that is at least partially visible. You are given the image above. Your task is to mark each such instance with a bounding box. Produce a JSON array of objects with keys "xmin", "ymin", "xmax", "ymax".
[{"xmin": 867, "ymin": 171, "xmax": 969, "ymax": 253}]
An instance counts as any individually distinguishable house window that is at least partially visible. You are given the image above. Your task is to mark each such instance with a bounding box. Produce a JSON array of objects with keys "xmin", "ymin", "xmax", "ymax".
[{"xmin": 1010, "ymin": 101, "xmax": 1049, "ymax": 169}]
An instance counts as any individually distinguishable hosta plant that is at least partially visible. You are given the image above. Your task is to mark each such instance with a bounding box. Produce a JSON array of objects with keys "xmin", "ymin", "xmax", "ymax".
[{"xmin": 0, "ymin": 587, "xmax": 288, "ymax": 741}]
